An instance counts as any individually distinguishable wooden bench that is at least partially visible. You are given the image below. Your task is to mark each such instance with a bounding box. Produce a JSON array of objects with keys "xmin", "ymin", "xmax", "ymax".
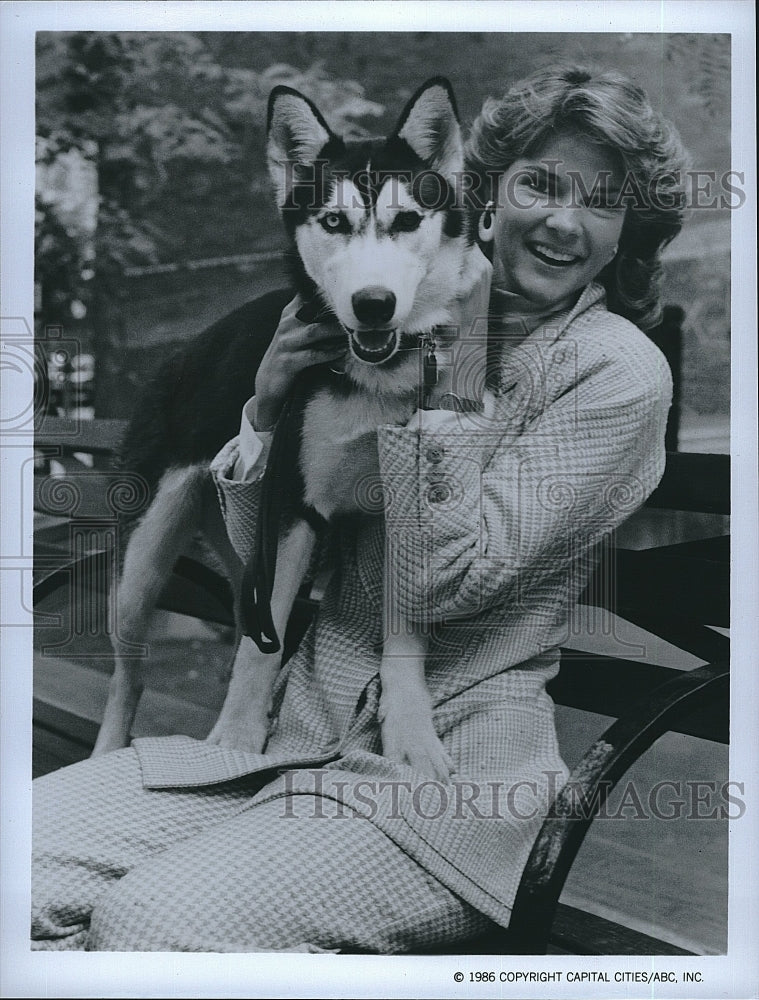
[{"xmin": 32, "ymin": 415, "xmax": 729, "ymax": 955}]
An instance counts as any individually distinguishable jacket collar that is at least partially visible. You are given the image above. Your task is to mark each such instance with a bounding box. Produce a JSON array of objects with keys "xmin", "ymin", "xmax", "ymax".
[
  {"xmin": 491, "ymin": 281, "xmax": 605, "ymax": 359},
  {"xmin": 539, "ymin": 281, "xmax": 606, "ymax": 345},
  {"xmin": 490, "ymin": 282, "xmax": 607, "ymax": 399}
]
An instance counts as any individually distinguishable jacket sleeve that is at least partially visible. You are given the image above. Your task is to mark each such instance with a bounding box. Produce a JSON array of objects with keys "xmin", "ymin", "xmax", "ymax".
[
  {"xmin": 376, "ymin": 336, "xmax": 672, "ymax": 624},
  {"xmin": 209, "ymin": 396, "xmax": 275, "ymax": 565},
  {"xmin": 210, "ymin": 435, "xmax": 264, "ymax": 567}
]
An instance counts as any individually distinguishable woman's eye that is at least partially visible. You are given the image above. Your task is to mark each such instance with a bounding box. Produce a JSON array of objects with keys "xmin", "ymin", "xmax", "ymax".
[
  {"xmin": 320, "ymin": 213, "xmax": 348, "ymax": 233},
  {"xmin": 523, "ymin": 171, "xmax": 552, "ymax": 195},
  {"xmin": 583, "ymin": 190, "xmax": 625, "ymax": 214},
  {"xmin": 588, "ymin": 203, "xmax": 623, "ymax": 217},
  {"xmin": 391, "ymin": 211, "xmax": 423, "ymax": 233}
]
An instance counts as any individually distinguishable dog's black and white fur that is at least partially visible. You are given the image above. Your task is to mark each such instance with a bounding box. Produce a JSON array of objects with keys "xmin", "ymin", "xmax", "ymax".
[{"xmin": 95, "ymin": 79, "xmax": 482, "ymax": 779}]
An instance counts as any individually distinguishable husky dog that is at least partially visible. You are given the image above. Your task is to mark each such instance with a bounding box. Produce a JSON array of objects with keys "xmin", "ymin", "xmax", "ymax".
[{"xmin": 95, "ymin": 79, "xmax": 483, "ymax": 780}]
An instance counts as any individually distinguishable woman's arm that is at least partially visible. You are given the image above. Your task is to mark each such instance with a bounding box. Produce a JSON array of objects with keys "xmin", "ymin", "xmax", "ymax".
[
  {"xmin": 210, "ymin": 429, "xmax": 267, "ymax": 568},
  {"xmin": 211, "ymin": 297, "xmax": 344, "ymax": 565},
  {"xmin": 377, "ymin": 327, "xmax": 673, "ymax": 623}
]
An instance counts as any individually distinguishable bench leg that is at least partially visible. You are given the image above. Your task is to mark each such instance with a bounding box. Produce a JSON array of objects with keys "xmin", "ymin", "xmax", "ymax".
[{"xmin": 93, "ymin": 464, "xmax": 208, "ymax": 755}]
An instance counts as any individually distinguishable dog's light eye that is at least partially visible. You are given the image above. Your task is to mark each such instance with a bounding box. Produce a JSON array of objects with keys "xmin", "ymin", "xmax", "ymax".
[
  {"xmin": 320, "ymin": 212, "xmax": 349, "ymax": 233},
  {"xmin": 391, "ymin": 211, "xmax": 423, "ymax": 233}
]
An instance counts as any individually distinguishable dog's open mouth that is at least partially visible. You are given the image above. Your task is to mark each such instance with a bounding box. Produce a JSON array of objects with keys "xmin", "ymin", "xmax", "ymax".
[{"xmin": 348, "ymin": 327, "xmax": 399, "ymax": 364}]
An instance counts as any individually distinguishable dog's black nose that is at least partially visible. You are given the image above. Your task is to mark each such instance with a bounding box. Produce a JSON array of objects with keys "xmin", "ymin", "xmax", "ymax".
[{"xmin": 352, "ymin": 287, "xmax": 396, "ymax": 327}]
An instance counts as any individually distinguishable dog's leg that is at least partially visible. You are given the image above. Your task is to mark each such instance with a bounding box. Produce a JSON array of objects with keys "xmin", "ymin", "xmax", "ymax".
[
  {"xmin": 378, "ymin": 577, "xmax": 454, "ymax": 782},
  {"xmin": 206, "ymin": 519, "xmax": 316, "ymax": 752},
  {"xmin": 93, "ymin": 465, "xmax": 207, "ymax": 755}
]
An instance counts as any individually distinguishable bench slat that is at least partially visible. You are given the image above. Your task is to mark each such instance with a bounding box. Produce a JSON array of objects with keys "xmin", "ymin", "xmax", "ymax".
[
  {"xmin": 35, "ymin": 416, "xmax": 127, "ymax": 454},
  {"xmin": 647, "ymin": 452, "xmax": 730, "ymax": 514},
  {"xmin": 421, "ymin": 902, "xmax": 695, "ymax": 955},
  {"xmin": 550, "ymin": 653, "xmax": 729, "ymax": 743},
  {"xmin": 548, "ymin": 903, "xmax": 695, "ymax": 955}
]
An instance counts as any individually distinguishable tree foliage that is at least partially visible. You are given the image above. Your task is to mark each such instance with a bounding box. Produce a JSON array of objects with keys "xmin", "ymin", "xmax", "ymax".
[{"xmin": 35, "ymin": 32, "xmax": 385, "ymax": 327}]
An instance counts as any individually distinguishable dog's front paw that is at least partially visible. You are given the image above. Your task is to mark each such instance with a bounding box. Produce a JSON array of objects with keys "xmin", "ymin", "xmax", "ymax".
[
  {"xmin": 380, "ymin": 707, "xmax": 454, "ymax": 783},
  {"xmin": 205, "ymin": 711, "xmax": 270, "ymax": 753}
]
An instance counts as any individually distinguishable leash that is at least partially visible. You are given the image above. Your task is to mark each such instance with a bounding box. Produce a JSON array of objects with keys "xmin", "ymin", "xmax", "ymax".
[{"xmin": 240, "ymin": 366, "xmax": 327, "ymax": 654}]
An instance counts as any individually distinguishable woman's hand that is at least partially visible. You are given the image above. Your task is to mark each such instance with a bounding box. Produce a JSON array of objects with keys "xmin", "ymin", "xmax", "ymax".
[
  {"xmin": 254, "ymin": 296, "xmax": 346, "ymax": 430},
  {"xmin": 426, "ymin": 250, "xmax": 492, "ymax": 410}
]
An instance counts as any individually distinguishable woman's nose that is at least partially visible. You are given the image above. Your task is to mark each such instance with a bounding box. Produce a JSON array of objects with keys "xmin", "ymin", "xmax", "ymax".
[{"xmin": 544, "ymin": 204, "xmax": 582, "ymax": 238}]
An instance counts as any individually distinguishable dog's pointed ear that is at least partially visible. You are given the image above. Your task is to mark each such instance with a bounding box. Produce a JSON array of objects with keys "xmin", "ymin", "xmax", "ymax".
[
  {"xmin": 267, "ymin": 86, "xmax": 333, "ymax": 206},
  {"xmin": 395, "ymin": 77, "xmax": 463, "ymax": 181}
]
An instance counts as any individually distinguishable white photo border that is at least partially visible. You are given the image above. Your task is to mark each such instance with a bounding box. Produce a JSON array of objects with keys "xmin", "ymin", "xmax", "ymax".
[{"xmin": 1, "ymin": 2, "xmax": 756, "ymax": 998}]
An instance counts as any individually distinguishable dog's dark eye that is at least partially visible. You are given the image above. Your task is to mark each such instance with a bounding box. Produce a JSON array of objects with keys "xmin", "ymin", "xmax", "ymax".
[
  {"xmin": 320, "ymin": 212, "xmax": 350, "ymax": 233},
  {"xmin": 391, "ymin": 211, "xmax": 423, "ymax": 233}
]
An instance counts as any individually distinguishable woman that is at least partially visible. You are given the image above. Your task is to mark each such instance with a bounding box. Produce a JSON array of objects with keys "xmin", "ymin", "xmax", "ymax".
[{"xmin": 32, "ymin": 66, "xmax": 687, "ymax": 953}]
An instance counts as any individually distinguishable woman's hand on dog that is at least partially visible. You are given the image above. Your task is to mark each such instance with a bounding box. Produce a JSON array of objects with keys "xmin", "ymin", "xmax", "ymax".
[{"xmin": 254, "ymin": 296, "xmax": 346, "ymax": 430}]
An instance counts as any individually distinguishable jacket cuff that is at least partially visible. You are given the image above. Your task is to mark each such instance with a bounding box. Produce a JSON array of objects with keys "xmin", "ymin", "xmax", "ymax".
[{"xmin": 210, "ymin": 436, "xmax": 261, "ymax": 565}]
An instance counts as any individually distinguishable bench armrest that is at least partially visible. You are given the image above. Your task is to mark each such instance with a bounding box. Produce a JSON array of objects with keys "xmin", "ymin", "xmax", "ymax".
[{"xmin": 506, "ymin": 659, "xmax": 729, "ymax": 954}]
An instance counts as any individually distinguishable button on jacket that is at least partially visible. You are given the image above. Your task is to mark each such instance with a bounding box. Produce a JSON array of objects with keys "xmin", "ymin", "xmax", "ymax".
[{"xmin": 134, "ymin": 283, "xmax": 672, "ymax": 929}]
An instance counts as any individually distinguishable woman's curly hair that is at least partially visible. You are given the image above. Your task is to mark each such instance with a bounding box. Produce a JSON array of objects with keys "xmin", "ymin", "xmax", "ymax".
[{"xmin": 465, "ymin": 65, "xmax": 690, "ymax": 330}]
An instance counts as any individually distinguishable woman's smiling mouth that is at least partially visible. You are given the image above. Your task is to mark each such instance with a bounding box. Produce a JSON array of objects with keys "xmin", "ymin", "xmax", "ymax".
[{"xmin": 528, "ymin": 242, "xmax": 584, "ymax": 267}]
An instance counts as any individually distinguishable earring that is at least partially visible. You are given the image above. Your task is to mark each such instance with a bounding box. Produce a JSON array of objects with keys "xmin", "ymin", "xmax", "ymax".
[
  {"xmin": 610, "ymin": 244, "xmax": 619, "ymax": 260},
  {"xmin": 478, "ymin": 201, "xmax": 495, "ymax": 241}
]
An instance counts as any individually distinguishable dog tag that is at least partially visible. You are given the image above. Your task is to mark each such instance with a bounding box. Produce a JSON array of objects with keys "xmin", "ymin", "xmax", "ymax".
[
  {"xmin": 424, "ymin": 343, "xmax": 438, "ymax": 387},
  {"xmin": 422, "ymin": 340, "xmax": 438, "ymax": 409}
]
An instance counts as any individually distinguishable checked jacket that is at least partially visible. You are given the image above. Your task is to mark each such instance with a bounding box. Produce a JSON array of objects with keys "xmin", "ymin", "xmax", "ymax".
[{"xmin": 133, "ymin": 282, "xmax": 672, "ymax": 929}]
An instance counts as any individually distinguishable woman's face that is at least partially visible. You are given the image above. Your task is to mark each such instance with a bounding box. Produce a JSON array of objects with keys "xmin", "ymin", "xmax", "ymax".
[{"xmin": 488, "ymin": 131, "xmax": 626, "ymax": 308}]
